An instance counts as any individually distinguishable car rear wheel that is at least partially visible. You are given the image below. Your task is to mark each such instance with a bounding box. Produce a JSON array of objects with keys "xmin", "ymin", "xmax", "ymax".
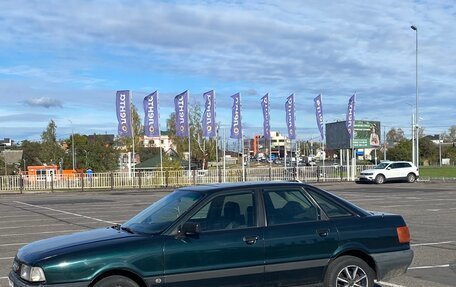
[
  {"xmin": 324, "ymin": 255, "xmax": 375, "ymax": 287},
  {"xmin": 407, "ymin": 173, "xmax": 416, "ymax": 183},
  {"xmin": 93, "ymin": 275, "xmax": 139, "ymax": 287},
  {"xmin": 375, "ymin": 174, "xmax": 385, "ymax": 184}
]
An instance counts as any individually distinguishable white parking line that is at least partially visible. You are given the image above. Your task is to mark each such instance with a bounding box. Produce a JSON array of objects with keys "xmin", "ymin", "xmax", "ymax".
[
  {"xmin": 0, "ymin": 242, "xmax": 27, "ymax": 247},
  {"xmin": 376, "ymin": 281, "xmax": 406, "ymax": 287},
  {"xmin": 14, "ymin": 201, "xmax": 117, "ymax": 225},
  {"xmin": 411, "ymin": 241, "xmax": 454, "ymax": 247},
  {"xmin": 409, "ymin": 264, "xmax": 450, "ymax": 270},
  {"xmin": 0, "ymin": 229, "xmax": 85, "ymax": 237},
  {"xmin": 0, "ymin": 257, "xmax": 13, "ymax": 260},
  {"xmin": 0, "ymin": 222, "xmax": 102, "ymax": 230}
]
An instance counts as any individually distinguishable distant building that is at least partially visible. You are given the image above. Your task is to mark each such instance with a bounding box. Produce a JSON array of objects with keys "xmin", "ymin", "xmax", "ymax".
[
  {"xmin": 250, "ymin": 131, "xmax": 291, "ymax": 158},
  {"xmin": 87, "ymin": 134, "xmax": 115, "ymax": 146},
  {"xmin": 143, "ymin": 131, "xmax": 176, "ymax": 153},
  {"xmin": 424, "ymin": 134, "xmax": 442, "ymax": 145},
  {"xmin": 0, "ymin": 138, "xmax": 13, "ymax": 147}
]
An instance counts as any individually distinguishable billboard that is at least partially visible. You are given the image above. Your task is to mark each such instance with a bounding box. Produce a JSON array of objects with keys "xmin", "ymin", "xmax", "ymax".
[
  {"xmin": 353, "ymin": 120, "xmax": 381, "ymax": 148},
  {"xmin": 325, "ymin": 120, "xmax": 381, "ymax": 150}
]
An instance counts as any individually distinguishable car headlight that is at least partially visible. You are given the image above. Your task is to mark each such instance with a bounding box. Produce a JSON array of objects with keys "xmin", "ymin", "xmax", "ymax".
[{"xmin": 20, "ymin": 264, "xmax": 46, "ymax": 282}]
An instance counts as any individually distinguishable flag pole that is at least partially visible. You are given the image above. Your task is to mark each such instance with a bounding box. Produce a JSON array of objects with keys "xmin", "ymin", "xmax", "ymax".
[
  {"xmin": 295, "ymin": 138, "xmax": 299, "ymax": 181},
  {"xmin": 351, "ymin": 93, "xmax": 356, "ymax": 181},
  {"xmin": 223, "ymin": 127, "xmax": 226, "ymax": 182},
  {"xmin": 157, "ymin": 92, "xmax": 164, "ymax": 186},
  {"xmin": 187, "ymin": 92, "xmax": 191, "ymax": 180},
  {"xmin": 240, "ymin": 93, "xmax": 245, "ymax": 181},
  {"xmin": 130, "ymin": 91, "xmax": 136, "ymax": 178},
  {"xmin": 214, "ymin": 91, "xmax": 219, "ymax": 182},
  {"xmin": 216, "ymin": 124, "xmax": 219, "ymax": 182}
]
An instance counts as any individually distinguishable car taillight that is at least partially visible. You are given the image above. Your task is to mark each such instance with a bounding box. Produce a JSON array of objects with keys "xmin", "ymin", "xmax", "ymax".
[{"xmin": 397, "ymin": 226, "xmax": 410, "ymax": 244}]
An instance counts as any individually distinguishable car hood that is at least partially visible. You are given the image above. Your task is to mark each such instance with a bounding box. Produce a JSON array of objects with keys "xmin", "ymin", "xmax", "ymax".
[
  {"xmin": 17, "ymin": 227, "xmax": 142, "ymax": 264},
  {"xmin": 361, "ymin": 169, "xmax": 380, "ymax": 174}
]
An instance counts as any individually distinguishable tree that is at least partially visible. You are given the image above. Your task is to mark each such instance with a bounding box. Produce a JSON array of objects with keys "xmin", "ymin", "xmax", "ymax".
[
  {"xmin": 386, "ymin": 128, "xmax": 405, "ymax": 146},
  {"xmin": 64, "ymin": 134, "xmax": 119, "ymax": 172},
  {"xmin": 419, "ymin": 137, "xmax": 438, "ymax": 165},
  {"xmin": 448, "ymin": 125, "xmax": 456, "ymax": 142},
  {"xmin": 20, "ymin": 140, "xmax": 43, "ymax": 167},
  {"xmin": 443, "ymin": 145, "xmax": 456, "ymax": 163},
  {"xmin": 116, "ymin": 103, "xmax": 143, "ymax": 154},
  {"xmin": 386, "ymin": 140, "xmax": 412, "ymax": 161},
  {"xmin": 167, "ymin": 103, "xmax": 218, "ymax": 169},
  {"xmin": 85, "ymin": 137, "xmax": 119, "ymax": 172},
  {"xmin": 0, "ymin": 154, "xmax": 5, "ymax": 175},
  {"xmin": 40, "ymin": 120, "xmax": 64, "ymax": 165}
]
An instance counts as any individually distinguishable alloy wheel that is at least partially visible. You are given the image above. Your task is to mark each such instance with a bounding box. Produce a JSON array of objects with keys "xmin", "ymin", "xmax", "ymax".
[{"xmin": 336, "ymin": 265, "xmax": 368, "ymax": 287}]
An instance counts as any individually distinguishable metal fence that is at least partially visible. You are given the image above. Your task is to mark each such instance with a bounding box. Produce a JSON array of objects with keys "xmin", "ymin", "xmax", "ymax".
[{"xmin": 0, "ymin": 165, "xmax": 375, "ymax": 193}]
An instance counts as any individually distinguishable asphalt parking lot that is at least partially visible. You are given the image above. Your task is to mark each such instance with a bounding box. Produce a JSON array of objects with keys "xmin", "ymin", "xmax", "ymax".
[{"xmin": 0, "ymin": 182, "xmax": 455, "ymax": 287}]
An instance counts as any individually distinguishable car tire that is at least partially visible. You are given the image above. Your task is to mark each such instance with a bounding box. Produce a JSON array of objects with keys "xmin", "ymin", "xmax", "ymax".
[
  {"xmin": 93, "ymin": 275, "xmax": 140, "ymax": 287},
  {"xmin": 375, "ymin": 174, "xmax": 385, "ymax": 184},
  {"xmin": 407, "ymin": 173, "xmax": 416, "ymax": 183},
  {"xmin": 323, "ymin": 255, "xmax": 375, "ymax": 287}
]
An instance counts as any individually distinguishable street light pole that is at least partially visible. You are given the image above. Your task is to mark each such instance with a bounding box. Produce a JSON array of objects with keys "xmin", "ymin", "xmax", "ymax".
[{"xmin": 411, "ymin": 25, "xmax": 419, "ymax": 169}]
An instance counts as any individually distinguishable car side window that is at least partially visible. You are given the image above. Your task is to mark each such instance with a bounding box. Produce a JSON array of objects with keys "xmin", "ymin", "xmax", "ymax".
[
  {"xmin": 264, "ymin": 189, "xmax": 318, "ymax": 225},
  {"xmin": 389, "ymin": 163, "xmax": 399, "ymax": 169},
  {"xmin": 188, "ymin": 191, "xmax": 256, "ymax": 232},
  {"xmin": 400, "ymin": 163, "xmax": 411, "ymax": 168},
  {"xmin": 306, "ymin": 189, "xmax": 353, "ymax": 218}
]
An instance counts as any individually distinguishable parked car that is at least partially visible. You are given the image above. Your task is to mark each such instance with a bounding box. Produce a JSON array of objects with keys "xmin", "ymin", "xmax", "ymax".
[
  {"xmin": 9, "ymin": 182, "xmax": 413, "ymax": 287},
  {"xmin": 358, "ymin": 161, "xmax": 419, "ymax": 184}
]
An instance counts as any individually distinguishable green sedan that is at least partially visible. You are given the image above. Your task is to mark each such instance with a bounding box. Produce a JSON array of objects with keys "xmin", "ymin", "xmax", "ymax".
[{"xmin": 9, "ymin": 181, "xmax": 413, "ymax": 287}]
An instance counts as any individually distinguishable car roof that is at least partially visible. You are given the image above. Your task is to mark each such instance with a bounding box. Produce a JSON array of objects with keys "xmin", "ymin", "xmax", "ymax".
[
  {"xmin": 176, "ymin": 181, "xmax": 371, "ymax": 217},
  {"xmin": 177, "ymin": 181, "xmax": 307, "ymax": 194}
]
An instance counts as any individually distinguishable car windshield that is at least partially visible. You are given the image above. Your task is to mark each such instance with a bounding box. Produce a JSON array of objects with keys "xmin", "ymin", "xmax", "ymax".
[
  {"xmin": 122, "ymin": 190, "xmax": 203, "ymax": 235},
  {"xmin": 374, "ymin": 162, "xmax": 390, "ymax": 169}
]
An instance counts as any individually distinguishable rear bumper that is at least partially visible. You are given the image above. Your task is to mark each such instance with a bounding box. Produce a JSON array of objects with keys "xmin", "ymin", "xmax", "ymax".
[{"xmin": 372, "ymin": 249, "xmax": 414, "ymax": 281}]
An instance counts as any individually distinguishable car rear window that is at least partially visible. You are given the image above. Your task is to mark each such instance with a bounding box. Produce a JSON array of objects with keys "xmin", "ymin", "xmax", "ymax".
[{"xmin": 306, "ymin": 189, "xmax": 353, "ymax": 218}]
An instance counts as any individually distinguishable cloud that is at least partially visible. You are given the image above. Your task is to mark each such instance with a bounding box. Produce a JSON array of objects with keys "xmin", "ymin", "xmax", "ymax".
[
  {"xmin": 0, "ymin": 0, "xmax": 455, "ymax": 140},
  {"xmin": 24, "ymin": 97, "xmax": 63, "ymax": 108}
]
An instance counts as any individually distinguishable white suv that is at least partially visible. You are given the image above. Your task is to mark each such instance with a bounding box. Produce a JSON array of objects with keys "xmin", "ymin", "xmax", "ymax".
[{"xmin": 358, "ymin": 161, "xmax": 419, "ymax": 184}]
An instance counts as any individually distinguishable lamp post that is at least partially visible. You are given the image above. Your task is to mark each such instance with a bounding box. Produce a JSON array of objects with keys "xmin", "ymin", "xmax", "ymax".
[
  {"xmin": 68, "ymin": 120, "xmax": 76, "ymax": 171},
  {"xmin": 411, "ymin": 25, "xmax": 419, "ymax": 169}
]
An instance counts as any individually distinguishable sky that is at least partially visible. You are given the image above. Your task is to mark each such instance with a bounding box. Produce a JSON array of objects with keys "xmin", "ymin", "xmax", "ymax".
[{"xmin": 1, "ymin": 0, "xmax": 455, "ymax": 143}]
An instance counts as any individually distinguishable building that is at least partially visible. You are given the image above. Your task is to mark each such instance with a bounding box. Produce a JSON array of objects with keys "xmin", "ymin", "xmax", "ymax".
[
  {"xmin": 424, "ymin": 134, "xmax": 443, "ymax": 145},
  {"xmin": 87, "ymin": 134, "xmax": 115, "ymax": 146},
  {"xmin": 249, "ymin": 131, "xmax": 292, "ymax": 158},
  {"xmin": 143, "ymin": 131, "xmax": 176, "ymax": 152},
  {"xmin": 0, "ymin": 138, "xmax": 13, "ymax": 147}
]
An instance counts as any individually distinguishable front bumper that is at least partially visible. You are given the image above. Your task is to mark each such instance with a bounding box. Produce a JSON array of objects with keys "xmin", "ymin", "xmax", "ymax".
[
  {"xmin": 8, "ymin": 271, "xmax": 88, "ymax": 287},
  {"xmin": 372, "ymin": 249, "xmax": 414, "ymax": 281},
  {"xmin": 357, "ymin": 176, "xmax": 375, "ymax": 182}
]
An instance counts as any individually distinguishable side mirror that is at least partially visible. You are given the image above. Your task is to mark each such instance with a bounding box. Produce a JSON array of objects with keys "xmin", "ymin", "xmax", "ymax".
[
  {"xmin": 179, "ymin": 222, "xmax": 201, "ymax": 237},
  {"xmin": 386, "ymin": 167, "xmax": 391, "ymax": 170}
]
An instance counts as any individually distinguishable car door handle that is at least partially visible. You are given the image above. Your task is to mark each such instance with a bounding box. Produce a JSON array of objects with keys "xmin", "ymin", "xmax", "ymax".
[
  {"xmin": 317, "ymin": 229, "xmax": 330, "ymax": 237},
  {"xmin": 243, "ymin": 236, "xmax": 259, "ymax": 245}
]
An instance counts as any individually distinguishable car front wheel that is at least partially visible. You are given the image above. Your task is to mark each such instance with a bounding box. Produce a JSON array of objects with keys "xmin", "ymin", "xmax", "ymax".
[
  {"xmin": 407, "ymin": 173, "xmax": 416, "ymax": 183},
  {"xmin": 323, "ymin": 255, "xmax": 375, "ymax": 287},
  {"xmin": 93, "ymin": 275, "xmax": 140, "ymax": 287},
  {"xmin": 375, "ymin": 174, "xmax": 385, "ymax": 184}
]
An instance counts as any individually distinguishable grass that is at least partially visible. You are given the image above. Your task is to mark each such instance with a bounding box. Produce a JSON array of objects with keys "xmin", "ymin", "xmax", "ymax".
[{"xmin": 419, "ymin": 166, "xmax": 456, "ymax": 178}]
